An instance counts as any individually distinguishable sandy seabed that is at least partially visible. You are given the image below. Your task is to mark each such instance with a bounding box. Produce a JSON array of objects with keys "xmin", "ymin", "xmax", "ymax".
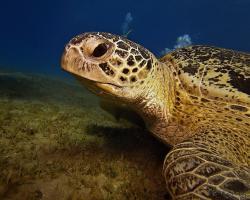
[{"xmin": 0, "ymin": 71, "xmax": 170, "ymax": 200}]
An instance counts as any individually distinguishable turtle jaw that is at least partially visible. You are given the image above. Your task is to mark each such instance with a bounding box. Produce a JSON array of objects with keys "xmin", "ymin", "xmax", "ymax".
[{"xmin": 75, "ymin": 74, "xmax": 125, "ymax": 99}]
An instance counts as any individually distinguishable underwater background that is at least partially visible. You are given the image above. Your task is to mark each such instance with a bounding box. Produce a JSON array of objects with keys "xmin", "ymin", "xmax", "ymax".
[
  {"xmin": 1, "ymin": 0, "xmax": 250, "ymax": 75},
  {"xmin": 0, "ymin": 0, "xmax": 249, "ymax": 199}
]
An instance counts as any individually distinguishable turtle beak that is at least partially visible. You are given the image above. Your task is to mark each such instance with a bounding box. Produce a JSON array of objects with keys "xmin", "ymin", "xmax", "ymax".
[
  {"xmin": 61, "ymin": 43, "xmax": 124, "ymax": 98},
  {"xmin": 61, "ymin": 46, "xmax": 108, "ymax": 82},
  {"xmin": 61, "ymin": 47, "xmax": 79, "ymax": 73}
]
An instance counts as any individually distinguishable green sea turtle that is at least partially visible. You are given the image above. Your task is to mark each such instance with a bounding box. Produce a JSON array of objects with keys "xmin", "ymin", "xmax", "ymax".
[{"xmin": 61, "ymin": 32, "xmax": 250, "ymax": 199}]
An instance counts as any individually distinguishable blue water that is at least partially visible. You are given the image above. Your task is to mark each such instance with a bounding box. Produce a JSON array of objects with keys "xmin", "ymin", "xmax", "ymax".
[{"xmin": 0, "ymin": 0, "xmax": 249, "ymax": 75}]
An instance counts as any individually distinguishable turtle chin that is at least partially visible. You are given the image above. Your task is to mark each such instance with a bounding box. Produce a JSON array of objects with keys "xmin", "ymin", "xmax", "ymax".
[
  {"xmin": 73, "ymin": 75, "xmax": 124, "ymax": 100},
  {"xmin": 95, "ymin": 82, "xmax": 120, "ymax": 94},
  {"xmin": 95, "ymin": 82, "xmax": 124, "ymax": 99}
]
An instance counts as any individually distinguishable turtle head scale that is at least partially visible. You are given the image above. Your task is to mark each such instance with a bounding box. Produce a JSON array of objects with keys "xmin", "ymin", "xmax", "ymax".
[{"xmin": 61, "ymin": 32, "xmax": 159, "ymax": 102}]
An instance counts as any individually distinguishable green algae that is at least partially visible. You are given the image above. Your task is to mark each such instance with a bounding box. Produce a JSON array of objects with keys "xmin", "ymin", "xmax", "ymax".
[{"xmin": 0, "ymin": 72, "xmax": 169, "ymax": 200}]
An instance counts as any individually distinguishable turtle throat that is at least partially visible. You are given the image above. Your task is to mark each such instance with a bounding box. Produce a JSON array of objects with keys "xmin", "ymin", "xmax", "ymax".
[{"xmin": 132, "ymin": 62, "xmax": 176, "ymax": 144}]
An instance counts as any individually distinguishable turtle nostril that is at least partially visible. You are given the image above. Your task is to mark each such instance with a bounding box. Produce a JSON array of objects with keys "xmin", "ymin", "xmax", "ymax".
[{"xmin": 92, "ymin": 43, "xmax": 108, "ymax": 57}]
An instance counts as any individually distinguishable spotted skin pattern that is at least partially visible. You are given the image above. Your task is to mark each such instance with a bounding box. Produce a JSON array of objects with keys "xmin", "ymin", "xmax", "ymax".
[{"xmin": 61, "ymin": 33, "xmax": 250, "ymax": 200}]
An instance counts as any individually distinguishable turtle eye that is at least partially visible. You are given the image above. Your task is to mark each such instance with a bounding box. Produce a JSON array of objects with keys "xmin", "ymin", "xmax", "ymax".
[{"xmin": 92, "ymin": 43, "xmax": 108, "ymax": 57}]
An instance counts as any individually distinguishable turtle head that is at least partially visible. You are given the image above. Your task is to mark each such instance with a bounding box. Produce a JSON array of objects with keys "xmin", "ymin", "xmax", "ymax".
[{"xmin": 61, "ymin": 32, "xmax": 159, "ymax": 103}]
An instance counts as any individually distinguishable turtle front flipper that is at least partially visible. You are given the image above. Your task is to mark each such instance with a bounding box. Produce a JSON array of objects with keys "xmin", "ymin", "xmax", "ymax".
[{"xmin": 163, "ymin": 141, "xmax": 250, "ymax": 200}]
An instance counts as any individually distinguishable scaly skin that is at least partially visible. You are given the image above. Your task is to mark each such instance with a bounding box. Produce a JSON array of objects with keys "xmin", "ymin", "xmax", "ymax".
[{"xmin": 61, "ymin": 32, "xmax": 250, "ymax": 199}]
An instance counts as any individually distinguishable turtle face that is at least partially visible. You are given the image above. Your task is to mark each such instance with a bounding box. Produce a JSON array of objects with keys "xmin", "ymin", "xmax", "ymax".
[{"xmin": 61, "ymin": 32, "xmax": 157, "ymax": 102}]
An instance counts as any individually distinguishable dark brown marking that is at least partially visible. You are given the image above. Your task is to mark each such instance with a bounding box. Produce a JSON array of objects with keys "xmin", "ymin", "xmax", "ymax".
[
  {"xmin": 117, "ymin": 41, "xmax": 130, "ymax": 50},
  {"xmin": 127, "ymin": 55, "xmax": 135, "ymax": 66},
  {"xmin": 200, "ymin": 154, "xmax": 233, "ymax": 167},
  {"xmin": 146, "ymin": 60, "xmax": 152, "ymax": 70},
  {"xmin": 99, "ymin": 62, "xmax": 107, "ymax": 69},
  {"xmin": 182, "ymin": 63, "xmax": 199, "ymax": 75},
  {"xmin": 130, "ymin": 76, "xmax": 137, "ymax": 82},
  {"xmin": 132, "ymin": 68, "xmax": 138, "ymax": 73},
  {"xmin": 235, "ymin": 118, "xmax": 242, "ymax": 121},
  {"xmin": 119, "ymin": 76, "xmax": 126, "ymax": 82},
  {"xmin": 190, "ymin": 96, "xmax": 199, "ymax": 100},
  {"xmin": 230, "ymin": 105, "xmax": 248, "ymax": 112},
  {"xmin": 197, "ymin": 185, "xmax": 238, "ymax": 200},
  {"xmin": 208, "ymin": 175, "xmax": 225, "ymax": 185},
  {"xmin": 135, "ymin": 55, "xmax": 143, "ymax": 62},
  {"xmin": 228, "ymin": 69, "xmax": 250, "ymax": 95},
  {"xmin": 201, "ymin": 98, "xmax": 210, "ymax": 103},
  {"xmin": 116, "ymin": 60, "xmax": 122, "ymax": 66},
  {"xmin": 222, "ymin": 172, "xmax": 236, "ymax": 178},
  {"xmin": 170, "ymin": 174, "xmax": 205, "ymax": 196},
  {"xmin": 167, "ymin": 156, "xmax": 204, "ymax": 178},
  {"xmin": 139, "ymin": 60, "xmax": 146, "ymax": 68},
  {"xmin": 222, "ymin": 179, "xmax": 250, "ymax": 193},
  {"xmin": 122, "ymin": 68, "xmax": 129, "ymax": 74},
  {"xmin": 138, "ymin": 47, "xmax": 150, "ymax": 59},
  {"xmin": 99, "ymin": 63, "xmax": 114, "ymax": 76},
  {"xmin": 195, "ymin": 163, "xmax": 225, "ymax": 177},
  {"xmin": 115, "ymin": 49, "xmax": 128, "ymax": 58},
  {"xmin": 131, "ymin": 48, "xmax": 139, "ymax": 55},
  {"xmin": 70, "ymin": 34, "xmax": 86, "ymax": 45}
]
